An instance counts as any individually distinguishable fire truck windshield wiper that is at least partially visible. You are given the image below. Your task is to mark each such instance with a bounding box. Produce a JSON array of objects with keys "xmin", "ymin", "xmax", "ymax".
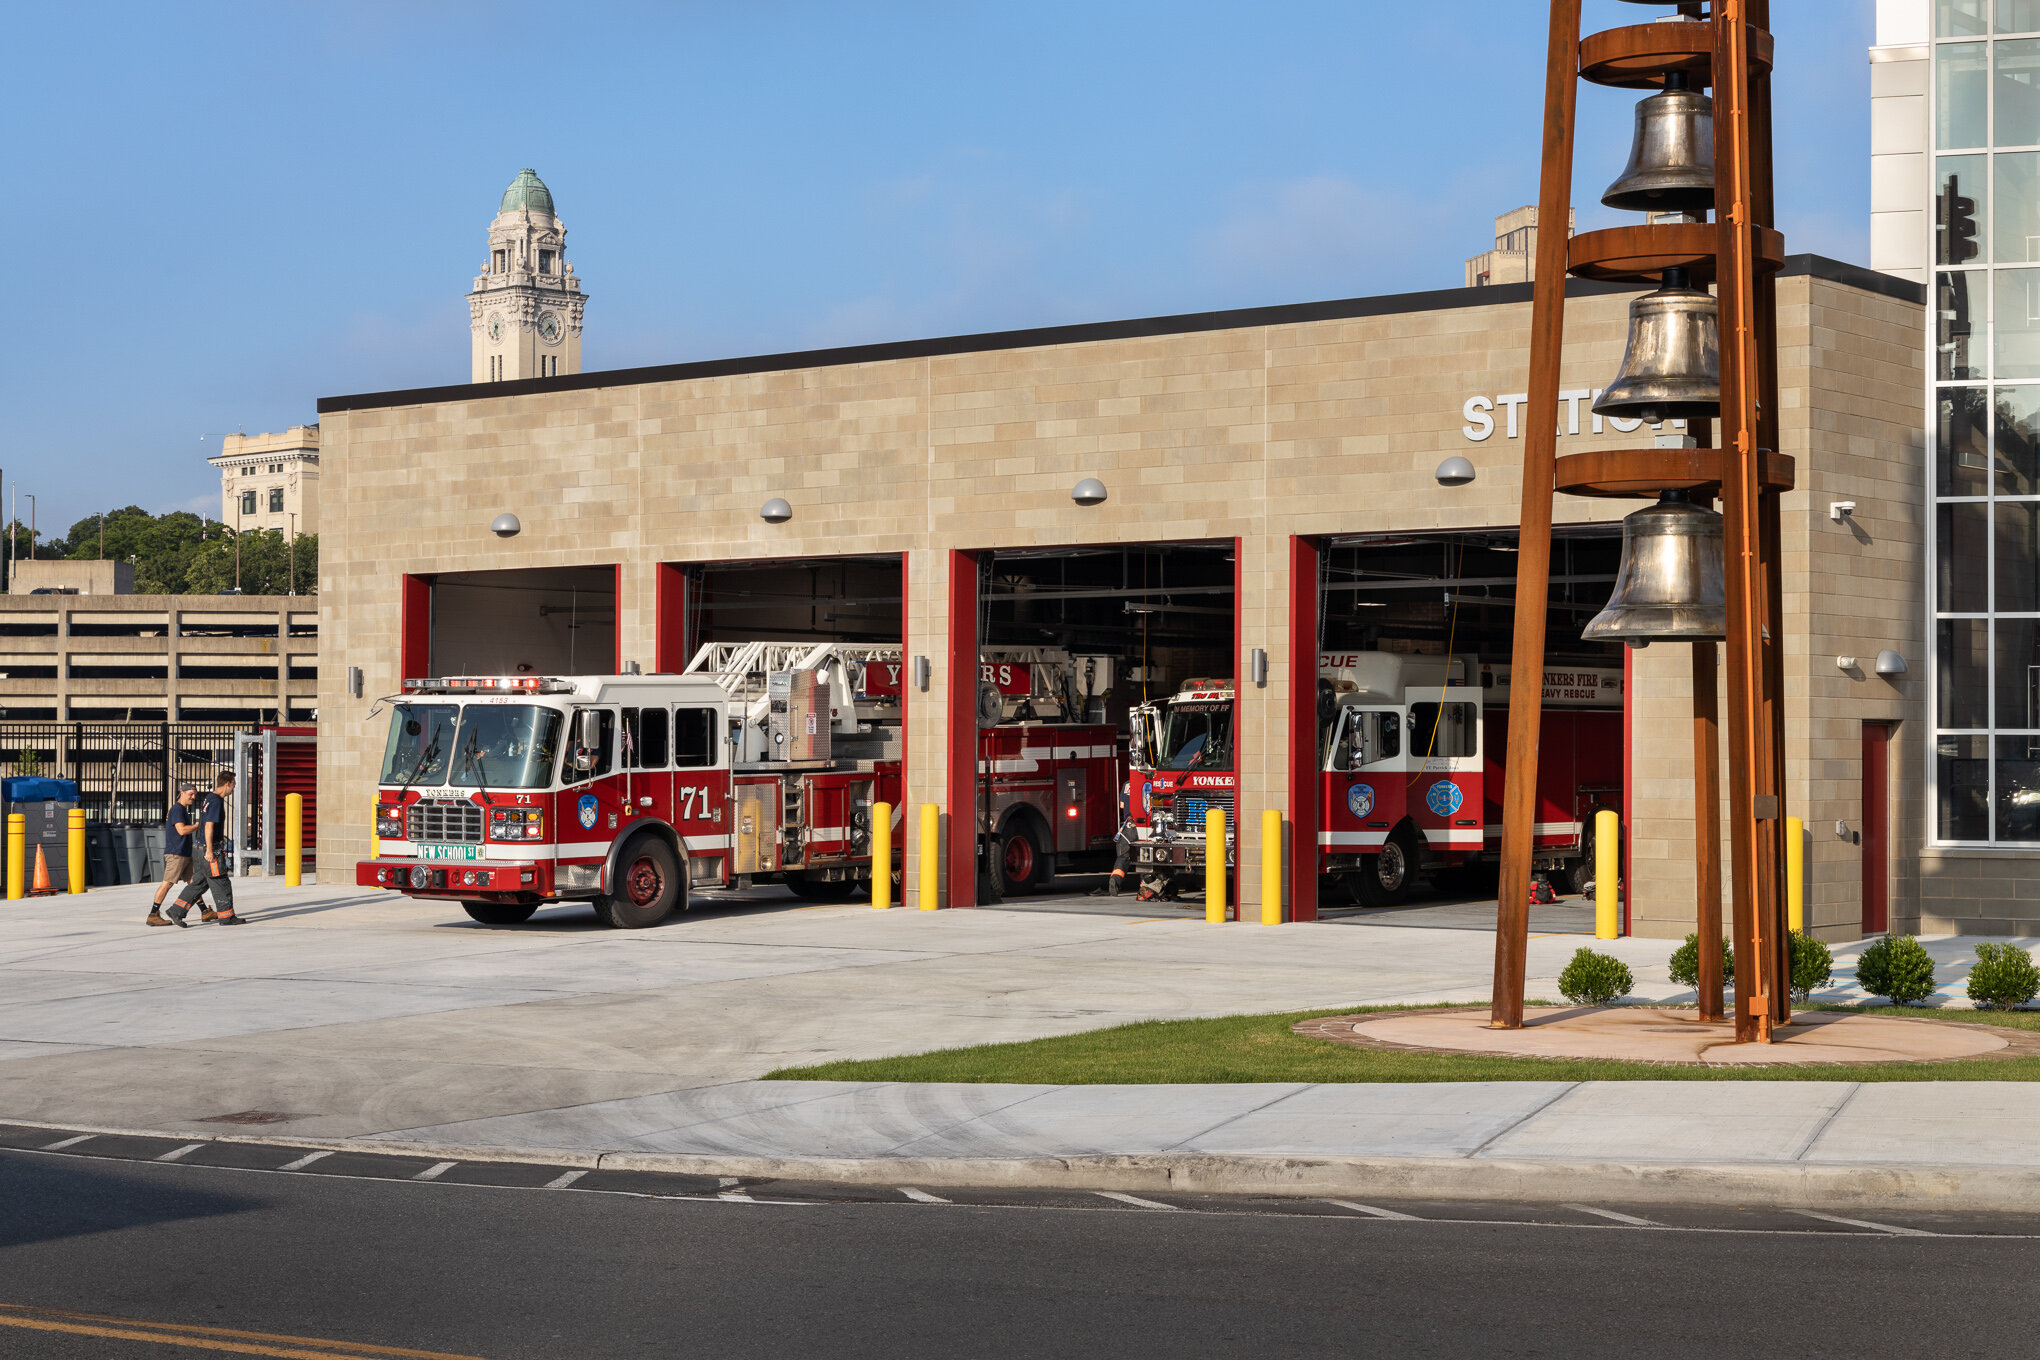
[
  {"xmin": 461, "ymin": 729, "xmax": 495, "ymax": 806},
  {"xmin": 396, "ymin": 719, "xmax": 444, "ymax": 806}
]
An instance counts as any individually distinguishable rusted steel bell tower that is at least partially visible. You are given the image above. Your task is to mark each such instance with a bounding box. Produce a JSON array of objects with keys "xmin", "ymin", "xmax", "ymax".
[{"xmin": 1491, "ymin": 0, "xmax": 1792, "ymax": 1043}]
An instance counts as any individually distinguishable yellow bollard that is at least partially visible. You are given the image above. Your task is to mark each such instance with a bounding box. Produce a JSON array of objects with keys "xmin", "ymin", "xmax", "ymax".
[
  {"xmin": 1260, "ymin": 809, "xmax": 1283, "ymax": 925},
  {"xmin": 371, "ymin": 797, "xmax": 381, "ymax": 859},
  {"xmin": 285, "ymin": 793, "xmax": 303, "ymax": 887},
  {"xmin": 1595, "ymin": 808, "xmax": 1620, "ymax": 940},
  {"xmin": 5, "ymin": 813, "xmax": 22, "ymax": 901},
  {"xmin": 1205, "ymin": 807, "xmax": 1227, "ymax": 923},
  {"xmin": 919, "ymin": 802, "xmax": 940, "ymax": 910},
  {"xmin": 67, "ymin": 809, "xmax": 86, "ymax": 895},
  {"xmin": 871, "ymin": 801, "xmax": 893, "ymax": 908},
  {"xmin": 1786, "ymin": 815, "xmax": 1804, "ymax": 933}
]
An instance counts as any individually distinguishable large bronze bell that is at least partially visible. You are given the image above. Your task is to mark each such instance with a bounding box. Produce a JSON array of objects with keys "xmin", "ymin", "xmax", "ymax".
[
  {"xmin": 1592, "ymin": 269, "xmax": 1720, "ymax": 426},
  {"xmin": 1602, "ymin": 71, "xmax": 1714, "ymax": 214},
  {"xmin": 1582, "ymin": 492, "xmax": 1728, "ymax": 644}
]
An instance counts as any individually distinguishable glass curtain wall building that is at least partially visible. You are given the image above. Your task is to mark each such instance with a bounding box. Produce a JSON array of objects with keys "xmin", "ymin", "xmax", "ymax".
[{"xmin": 1934, "ymin": 0, "xmax": 2040, "ymax": 842}]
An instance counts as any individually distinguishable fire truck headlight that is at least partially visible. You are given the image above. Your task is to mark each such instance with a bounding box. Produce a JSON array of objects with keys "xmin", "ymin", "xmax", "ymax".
[{"xmin": 409, "ymin": 865, "xmax": 432, "ymax": 890}]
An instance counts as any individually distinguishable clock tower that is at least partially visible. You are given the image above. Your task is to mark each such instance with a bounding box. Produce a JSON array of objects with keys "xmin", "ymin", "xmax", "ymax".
[{"xmin": 468, "ymin": 169, "xmax": 586, "ymax": 382}]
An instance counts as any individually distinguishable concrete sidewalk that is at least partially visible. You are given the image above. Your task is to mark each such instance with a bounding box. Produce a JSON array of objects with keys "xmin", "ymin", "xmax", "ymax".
[{"xmin": 4, "ymin": 879, "xmax": 2038, "ymax": 1210}]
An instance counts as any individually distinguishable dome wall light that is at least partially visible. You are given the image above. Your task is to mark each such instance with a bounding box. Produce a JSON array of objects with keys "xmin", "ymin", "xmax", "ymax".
[
  {"xmin": 1435, "ymin": 456, "xmax": 1476, "ymax": 487},
  {"xmin": 760, "ymin": 497, "xmax": 793, "ymax": 524},
  {"xmin": 490, "ymin": 513, "xmax": 522, "ymax": 538},
  {"xmin": 1875, "ymin": 649, "xmax": 1909, "ymax": 677},
  {"xmin": 1072, "ymin": 477, "xmax": 1108, "ymax": 506}
]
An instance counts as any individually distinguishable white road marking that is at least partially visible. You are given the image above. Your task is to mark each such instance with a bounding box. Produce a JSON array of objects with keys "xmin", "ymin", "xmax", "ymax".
[
  {"xmin": 41, "ymin": 1135, "xmax": 93, "ymax": 1150},
  {"xmin": 899, "ymin": 1187, "xmax": 950, "ymax": 1204},
  {"xmin": 278, "ymin": 1150, "xmax": 333, "ymax": 1172},
  {"xmin": 545, "ymin": 1169, "xmax": 588, "ymax": 1189},
  {"xmin": 1563, "ymin": 1203, "xmax": 1659, "ymax": 1227},
  {"xmin": 413, "ymin": 1161, "xmax": 458, "ymax": 1181},
  {"xmin": 1788, "ymin": 1209, "xmax": 1936, "ymax": 1237},
  {"xmin": 155, "ymin": 1143, "xmax": 204, "ymax": 1163},
  {"xmin": 716, "ymin": 1190, "xmax": 758, "ymax": 1202},
  {"xmin": 1092, "ymin": 1191, "xmax": 1179, "ymax": 1211},
  {"xmin": 1324, "ymin": 1199, "xmax": 1421, "ymax": 1221}
]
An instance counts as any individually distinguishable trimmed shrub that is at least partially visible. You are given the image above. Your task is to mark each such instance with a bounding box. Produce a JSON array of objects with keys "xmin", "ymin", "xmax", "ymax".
[
  {"xmin": 1789, "ymin": 931, "xmax": 1834, "ymax": 1004},
  {"xmin": 1855, "ymin": 934, "xmax": 1938, "ymax": 1005},
  {"xmin": 1667, "ymin": 932, "xmax": 1734, "ymax": 989},
  {"xmin": 1558, "ymin": 948, "xmax": 1635, "ymax": 1006},
  {"xmin": 1966, "ymin": 942, "xmax": 2040, "ymax": 1011}
]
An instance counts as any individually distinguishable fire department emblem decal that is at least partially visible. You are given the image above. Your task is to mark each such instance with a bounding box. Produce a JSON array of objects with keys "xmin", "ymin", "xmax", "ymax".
[
  {"xmin": 1347, "ymin": 784, "xmax": 1375, "ymax": 819},
  {"xmin": 1425, "ymin": 781, "xmax": 1464, "ymax": 817},
  {"xmin": 577, "ymin": 794, "xmax": 600, "ymax": 830}
]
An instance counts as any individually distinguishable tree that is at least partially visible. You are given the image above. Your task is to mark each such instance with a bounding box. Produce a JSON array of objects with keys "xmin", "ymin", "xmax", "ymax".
[
  {"xmin": 185, "ymin": 528, "xmax": 317, "ymax": 596},
  {"xmin": 6, "ymin": 506, "xmax": 316, "ymax": 595}
]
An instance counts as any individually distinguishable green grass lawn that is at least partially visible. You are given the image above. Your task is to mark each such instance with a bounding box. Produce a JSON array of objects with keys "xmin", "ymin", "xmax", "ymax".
[{"xmin": 763, "ymin": 1002, "xmax": 2040, "ymax": 1085}]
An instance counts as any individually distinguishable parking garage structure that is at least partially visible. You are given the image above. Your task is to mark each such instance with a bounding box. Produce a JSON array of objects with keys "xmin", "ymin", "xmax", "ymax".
[{"xmin": 320, "ymin": 255, "xmax": 1927, "ymax": 939}]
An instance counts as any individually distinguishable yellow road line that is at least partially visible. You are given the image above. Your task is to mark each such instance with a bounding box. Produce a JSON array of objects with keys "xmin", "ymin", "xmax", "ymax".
[{"xmin": 0, "ymin": 1302, "xmax": 492, "ymax": 1359}]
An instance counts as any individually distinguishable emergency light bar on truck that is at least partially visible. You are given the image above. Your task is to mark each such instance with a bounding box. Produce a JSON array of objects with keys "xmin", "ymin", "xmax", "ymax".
[{"xmin": 400, "ymin": 677, "xmax": 578, "ymax": 694}]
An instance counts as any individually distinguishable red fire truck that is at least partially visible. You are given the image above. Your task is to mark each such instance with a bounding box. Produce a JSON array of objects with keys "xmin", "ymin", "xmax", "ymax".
[
  {"xmin": 1125, "ymin": 654, "xmax": 1621, "ymax": 906},
  {"xmin": 356, "ymin": 651, "xmax": 901, "ymax": 927}
]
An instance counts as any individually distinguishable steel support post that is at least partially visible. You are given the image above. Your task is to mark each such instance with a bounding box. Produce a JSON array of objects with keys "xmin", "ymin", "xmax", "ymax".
[{"xmin": 1492, "ymin": 0, "xmax": 1583, "ymax": 1029}]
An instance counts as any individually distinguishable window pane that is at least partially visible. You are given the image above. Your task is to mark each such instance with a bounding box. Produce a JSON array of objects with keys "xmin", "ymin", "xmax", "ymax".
[
  {"xmin": 641, "ymin": 708, "xmax": 668, "ymax": 767},
  {"xmin": 1941, "ymin": 734, "xmax": 1993, "ymax": 839},
  {"xmin": 1942, "ymin": 618, "xmax": 1991, "ymax": 725},
  {"xmin": 1940, "ymin": 501, "xmax": 1990, "ymax": 610},
  {"xmin": 1999, "ymin": 500, "xmax": 2040, "ymax": 611},
  {"xmin": 2007, "ymin": 0, "xmax": 2040, "ymax": 33},
  {"xmin": 1940, "ymin": 155, "xmax": 1988, "ymax": 263},
  {"xmin": 1945, "ymin": 0, "xmax": 1990, "ymax": 35},
  {"xmin": 1938, "ymin": 271, "xmax": 1987, "ymax": 378},
  {"xmin": 1996, "ymin": 385, "xmax": 2040, "ymax": 492},
  {"xmin": 1941, "ymin": 42, "xmax": 1989, "ymax": 148},
  {"xmin": 1942, "ymin": 386, "xmax": 1992, "ymax": 494},
  {"xmin": 673, "ymin": 707, "xmax": 717, "ymax": 768},
  {"xmin": 1997, "ymin": 268, "xmax": 2040, "ymax": 377},
  {"xmin": 2004, "ymin": 39, "xmax": 2040, "ymax": 145},
  {"xmin": 1999, "ymin": 619, "xmax": 2040, "ymax": 725},
  {"xmin": 1999, "ymin": 735, "xmax": 2040, "ymax": 839},
  {"xmin": 1998, "ymin": 153, "xmax": 2040, "ymax": 261}
]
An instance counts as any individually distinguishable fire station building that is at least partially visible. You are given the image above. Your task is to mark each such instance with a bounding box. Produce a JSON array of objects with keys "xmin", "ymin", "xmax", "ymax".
[{"xmin": 316, "ymin": 254, "xmax": 1934, "ymax": 940}]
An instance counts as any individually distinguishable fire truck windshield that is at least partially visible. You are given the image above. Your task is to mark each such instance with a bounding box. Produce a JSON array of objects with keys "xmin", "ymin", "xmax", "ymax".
[
  {"xmin": 1158, "ymin": 701, "xmax": 1232, "ymax": 771},
  {"xmin": 448, "ymin": 705, "xmax": 563, "ymax": 789},
  {"xmin": 378, "ymin": 703, "xmax": 563, "ymax": 790}
]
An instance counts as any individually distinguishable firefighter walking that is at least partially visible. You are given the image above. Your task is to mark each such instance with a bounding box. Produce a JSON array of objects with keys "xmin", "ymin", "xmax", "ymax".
[{"xmin": 166, "ymin": 773, "xmax": 246, "ymax": 927}]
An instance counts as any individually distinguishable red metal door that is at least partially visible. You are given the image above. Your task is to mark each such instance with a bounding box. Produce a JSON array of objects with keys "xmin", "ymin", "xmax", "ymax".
[{"xmin": 1861, "ymin": 722, "xmax": 1892, "ymax": 935}]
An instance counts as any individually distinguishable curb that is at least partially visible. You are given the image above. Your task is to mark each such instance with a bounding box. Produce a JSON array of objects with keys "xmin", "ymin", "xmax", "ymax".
[{"xmin": 5, "ymin": 1116, "xmax": 2035, "ymax": 1213}]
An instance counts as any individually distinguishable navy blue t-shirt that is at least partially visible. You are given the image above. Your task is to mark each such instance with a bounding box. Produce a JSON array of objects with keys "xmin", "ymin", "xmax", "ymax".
[
  {"xmin": 195, "ymin": 793, "xmax": 226, "ymax": 858},
  {"xmin": 164, "ymin": 803, "xmax": 194, "ymax": 857}
]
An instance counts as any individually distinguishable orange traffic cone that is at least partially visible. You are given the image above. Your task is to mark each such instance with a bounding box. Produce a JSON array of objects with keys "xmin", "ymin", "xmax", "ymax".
[{"xmin": 28, "ymin": 843, "xmax": 54, "ymax": 896}]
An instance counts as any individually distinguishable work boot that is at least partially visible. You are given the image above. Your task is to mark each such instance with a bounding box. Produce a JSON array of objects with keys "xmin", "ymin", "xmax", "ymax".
[
  {"xmin": 199, "ymin": 906, "xmax": 220, "ymax": 923},
  {"xmin": 162, "ymin": 903, "xmax": 191, "ymax": 929},
  {"xmin": 146, "ymin": 909, "xmax": 174, "ymax": 927},
  {"xmin": 1106, "ymin": 871, "xmax": 1125, "ymax": 897},
  {"xmin": 214, "ymin": 912, "xmax": 247, "ymax": 925}
]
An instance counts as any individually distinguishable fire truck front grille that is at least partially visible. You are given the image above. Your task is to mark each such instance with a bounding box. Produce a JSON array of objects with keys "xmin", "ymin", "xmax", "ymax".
[
  {"xmin": 1175, "ymin": 791, "xmax": 1236, "ymax": 826},
  {"xmin": 406, "ymin": 801, "xmax": 482, "ymax": 844}
]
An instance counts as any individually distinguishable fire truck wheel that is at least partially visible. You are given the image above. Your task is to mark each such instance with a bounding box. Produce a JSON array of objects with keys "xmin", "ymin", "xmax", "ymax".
[
  {"xmin": 992, "ymin": 819, "xmax": 1048, "ymax": 897},
  {"xmin": 1350, "ymin": 832, "xmax": 1416, "ymax": 908},
  {"xmin": 460, "ymin": 901, "xmax": 537, "ymax": 926},
  {"xmin": 597, "ymin": 837, "xmax": 682, "ymax": 928}
]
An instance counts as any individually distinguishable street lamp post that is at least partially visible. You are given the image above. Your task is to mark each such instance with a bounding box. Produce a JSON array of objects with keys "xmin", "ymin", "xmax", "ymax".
[{"xmin": 288, "ymin": 512, "xmax": 296, "ymax": 596}]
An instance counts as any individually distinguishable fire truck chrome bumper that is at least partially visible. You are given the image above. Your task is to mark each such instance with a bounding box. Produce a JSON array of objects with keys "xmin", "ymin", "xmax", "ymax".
[{"xmin": 356, "ymin": 859, "xmax": 548, "ymax": 895}]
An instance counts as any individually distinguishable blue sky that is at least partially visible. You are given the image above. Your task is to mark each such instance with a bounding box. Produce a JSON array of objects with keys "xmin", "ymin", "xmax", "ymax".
[{"xmin": 2, "ymin": 1, "xmax": 1876, "ymax": 534}]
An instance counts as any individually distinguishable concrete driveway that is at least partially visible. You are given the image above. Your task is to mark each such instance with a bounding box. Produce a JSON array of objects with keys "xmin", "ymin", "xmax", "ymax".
[{"xmin": 0, "ymin": 878, "xmax": 1998, "ymax": 1141}]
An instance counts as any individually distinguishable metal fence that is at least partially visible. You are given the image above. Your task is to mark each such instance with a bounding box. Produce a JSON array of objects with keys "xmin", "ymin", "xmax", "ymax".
[{"xmin": 0, "ymin": 722, "xmax": 248, "ymax": 825}]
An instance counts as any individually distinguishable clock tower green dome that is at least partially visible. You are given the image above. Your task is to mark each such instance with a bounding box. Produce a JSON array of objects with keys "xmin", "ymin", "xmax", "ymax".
[{"xmin": 498, "ymin": 168, "xmax": 555, "ymax": 216}]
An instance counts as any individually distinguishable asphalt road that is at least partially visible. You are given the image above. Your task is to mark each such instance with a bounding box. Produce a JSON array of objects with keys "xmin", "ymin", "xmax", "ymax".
[{"xmin": 5, "ymin": 1147, "xmax": 2040, "ymax": 1359}]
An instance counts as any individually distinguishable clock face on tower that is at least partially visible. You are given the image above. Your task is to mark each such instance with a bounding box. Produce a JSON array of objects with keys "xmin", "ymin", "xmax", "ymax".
[
  {"xmin": 538, "ymin": 312, "xmax": 561, "ymax": 344},
  {"xmin": 487, "ymin": 314, "xmax": 504, "ymax": 342}
]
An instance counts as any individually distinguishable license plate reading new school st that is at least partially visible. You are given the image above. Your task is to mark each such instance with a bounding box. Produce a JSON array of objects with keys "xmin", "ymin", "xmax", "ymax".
[{"xmin": 415, "ymin": 844, "xmax": 481, "ymax": 862}]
